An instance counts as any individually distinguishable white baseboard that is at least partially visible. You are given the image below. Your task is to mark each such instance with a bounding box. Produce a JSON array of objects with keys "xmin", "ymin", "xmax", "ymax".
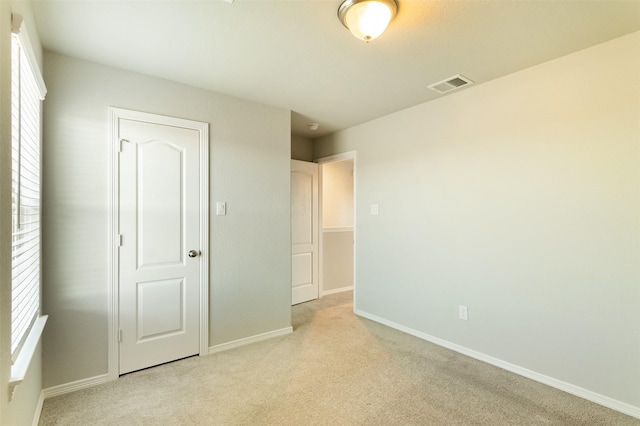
[
  {"xmin": 41, "ymin": 327, "xmax": 293, "ymax": 399},
  {"xmin": 322, "ymin": 286, "xmax": 353, "ymax": 296},
  {"xmin": 43, "ymin": 374, "xmax": 111, "ymax": 399},
  {"xmin": 32, "ymin": 391, "xmax": 45, "ymax": 426},
  {"xmin": 355, "ymin": 309, "xmax": 640, "ymax": 420},
  {"xmin": 208, "ymin": 327, "xmax": 293, "ymax": 355}
]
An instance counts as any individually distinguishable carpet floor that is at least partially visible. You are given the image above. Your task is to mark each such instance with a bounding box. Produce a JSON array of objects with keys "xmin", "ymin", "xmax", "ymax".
[{"xmin": 40, "ymin": 291, "xmax": 638, "ymax": 425}]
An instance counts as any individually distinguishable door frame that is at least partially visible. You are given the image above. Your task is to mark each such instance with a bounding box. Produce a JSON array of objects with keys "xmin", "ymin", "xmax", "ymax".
[
  {"xmin": 107, "ymin": 107, "xmax": 209, "ymax": 380},
  {"xmin": 316, "ymin": 151, "xmax": 357, "ymax": 311}
]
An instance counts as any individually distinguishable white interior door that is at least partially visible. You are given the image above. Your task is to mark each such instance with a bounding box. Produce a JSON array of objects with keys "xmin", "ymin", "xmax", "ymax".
[
  {"xmin": 118, "ymin": 118, "xmax": 201, "ymax": 374},
  {"xmin": 291, "ymin": 160, "xmax": 319, "ymax": 305}
]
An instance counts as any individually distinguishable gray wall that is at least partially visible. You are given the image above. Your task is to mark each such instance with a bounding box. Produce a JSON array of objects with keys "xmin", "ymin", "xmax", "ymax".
[
  {"xmin": 315, "ymin": 32, "xmax": 640, "ymax": 408},
  {"xmin": 291, "ymin": 135, "xmax": 313, "ymax": 161},
  {"xmin": 0, "ymin": 3, "xmax": 13, "ymax": 422},
  {"xmin": 42, "ymin": 52, "xmax": 292, "ymax": 388},
  {"xmin": 0, "ymin": 1, "xmax": 45, "ymax": 424},
  {"xmin": 322, "ymin": 231, "xmax": 354, "ymax": 293}
]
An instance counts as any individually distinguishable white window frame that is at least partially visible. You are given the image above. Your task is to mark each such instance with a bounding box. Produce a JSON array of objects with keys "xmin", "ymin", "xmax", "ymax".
[{"xmin": 9, "ymin": 12, "xmax": 48, "ymax": 400}]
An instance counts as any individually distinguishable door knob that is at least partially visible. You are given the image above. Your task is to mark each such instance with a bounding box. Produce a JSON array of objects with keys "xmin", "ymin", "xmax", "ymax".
[{"xmin": 188, "ymin": 250, "xmax": 199, "ymax": 258}]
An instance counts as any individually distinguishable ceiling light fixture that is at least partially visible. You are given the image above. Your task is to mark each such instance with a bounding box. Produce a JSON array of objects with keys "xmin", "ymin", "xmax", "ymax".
[{"xmin": 338, "ymin": 0, "xmax": 398, "ymax": 42}]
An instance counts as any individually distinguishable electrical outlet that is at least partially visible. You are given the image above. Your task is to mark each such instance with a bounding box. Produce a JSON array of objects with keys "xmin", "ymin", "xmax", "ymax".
[{"xmin": 459, "ymin": 305, "xmax": 468, "ymax": 321}]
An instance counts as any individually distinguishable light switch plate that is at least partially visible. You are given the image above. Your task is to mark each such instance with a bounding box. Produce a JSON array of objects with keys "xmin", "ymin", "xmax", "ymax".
[
  {"xmin": 216, "ymin": 202, "xmax": 226, "ymax": 216},
  {"xmin": 459, "ymin": 305, "xmax": 468, "ymax": 321},
  {"xmin": 370, "ymin": 204, "xmax": 379, "ymax": 215}
]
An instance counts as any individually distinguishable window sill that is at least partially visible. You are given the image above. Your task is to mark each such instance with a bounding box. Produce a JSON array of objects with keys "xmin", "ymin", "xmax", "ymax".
[{"xmin": 9, "ymin": 315, "xmax": 47, "ymax": 400}]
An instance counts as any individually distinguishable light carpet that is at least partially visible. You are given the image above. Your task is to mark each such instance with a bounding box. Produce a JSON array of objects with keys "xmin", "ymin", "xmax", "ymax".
[{"xmin": 40, "ymin": 291, "xmax": 638, "ymax": 425}]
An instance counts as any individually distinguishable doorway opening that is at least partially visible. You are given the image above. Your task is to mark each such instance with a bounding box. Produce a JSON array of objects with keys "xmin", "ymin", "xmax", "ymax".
[{"xmin": 317, "ymin": 152, "xmax": 356, "ymax": 309}]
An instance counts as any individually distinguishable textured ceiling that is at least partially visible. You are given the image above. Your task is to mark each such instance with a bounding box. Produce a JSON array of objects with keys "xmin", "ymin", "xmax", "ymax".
[{"xmin": 31, "ymin": 0, "xmax": 640, "ymax": 138}]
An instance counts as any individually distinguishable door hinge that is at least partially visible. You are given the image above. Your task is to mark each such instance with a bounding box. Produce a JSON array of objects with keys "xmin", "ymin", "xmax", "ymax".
[
  {"xmin": 118, "ymin": 329, "xmax": 122, "ymax": 342},
  {"xmin": 118, "ymin": 234, "xmax": 123, "ymax": 247}
]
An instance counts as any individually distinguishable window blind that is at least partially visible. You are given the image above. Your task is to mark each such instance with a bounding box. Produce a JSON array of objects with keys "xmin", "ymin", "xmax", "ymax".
[{"xmin": 10, "ymin": 28, "xmax": 44, "ymax": 361}]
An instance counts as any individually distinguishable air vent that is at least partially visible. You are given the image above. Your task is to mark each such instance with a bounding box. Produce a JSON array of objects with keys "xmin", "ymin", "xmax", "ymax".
[{"xmin": 428, "ymin": 74, "xmax": 473, "ymax": 94}]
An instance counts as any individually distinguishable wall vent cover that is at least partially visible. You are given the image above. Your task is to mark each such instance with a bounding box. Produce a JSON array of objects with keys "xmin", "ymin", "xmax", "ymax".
[{"xmin": 428, "ymin": 74, "xmax": 473, "ymax": 94}]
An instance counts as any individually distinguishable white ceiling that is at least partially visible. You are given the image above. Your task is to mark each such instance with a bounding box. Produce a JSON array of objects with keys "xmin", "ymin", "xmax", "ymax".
[{"xmin": 31, "ymin": 0, "xmax": 640, "ymax": 139}]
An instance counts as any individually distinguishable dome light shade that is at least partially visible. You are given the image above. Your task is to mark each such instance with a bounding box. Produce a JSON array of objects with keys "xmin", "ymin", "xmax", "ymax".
[{"xmin": 338, "ymin": 0, "xmax": 398, "ymax": 42}]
